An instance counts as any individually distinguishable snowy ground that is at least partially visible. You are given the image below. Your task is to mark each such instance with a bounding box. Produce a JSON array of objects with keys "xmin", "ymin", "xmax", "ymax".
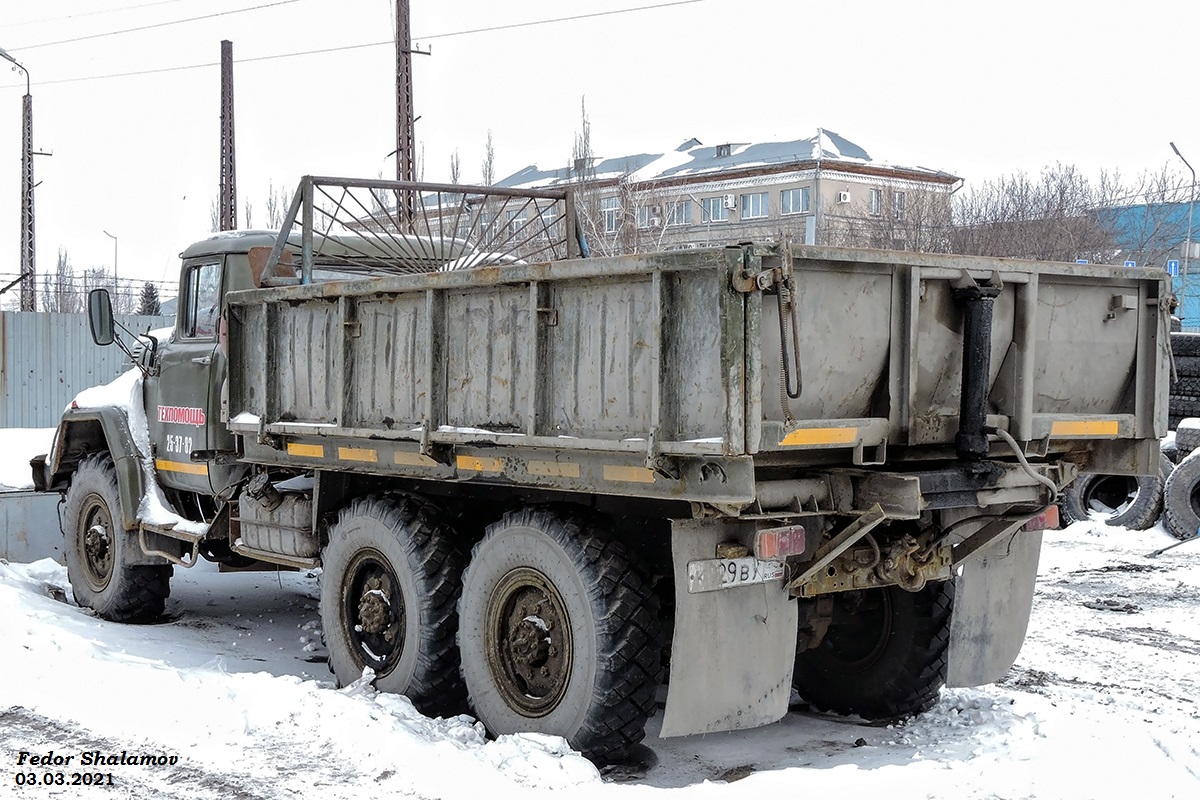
[{"xmin": 2, "ymin": 513, "xmax": 1198, "ymax": 798}]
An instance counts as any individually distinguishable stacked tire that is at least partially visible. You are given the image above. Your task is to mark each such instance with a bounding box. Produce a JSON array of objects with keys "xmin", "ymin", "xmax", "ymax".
[
  {"xmin": 1169, "ymin": 332, "xmax": 1200, "ymax": 430},
  {"xmin": 1163, "ymin": 417, "xmax": 1200, "ymax": 541},
  {"xmin": 1059, "ymin": 453, "xmax": 1171, "ymax": 530}
]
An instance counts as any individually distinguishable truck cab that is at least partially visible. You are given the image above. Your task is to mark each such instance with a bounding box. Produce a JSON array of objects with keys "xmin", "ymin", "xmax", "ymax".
[{"xmin": 146, "ymin": 232, "xmax": 274, "ymax": 499}]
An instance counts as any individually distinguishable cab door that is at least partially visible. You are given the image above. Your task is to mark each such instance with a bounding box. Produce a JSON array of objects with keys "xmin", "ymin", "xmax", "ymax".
[{"xmin": 146, "ymin": 258, "xmax": 223, "ymax": 495}]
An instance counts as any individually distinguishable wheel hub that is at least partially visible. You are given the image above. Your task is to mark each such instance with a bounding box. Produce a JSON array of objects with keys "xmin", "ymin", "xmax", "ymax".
[
  {"xmin": 486, "ymin": 567, "xmax": 572, "ymax": 717},
  {"xmin": 357, "ymin": 577, "xmax": 391, "ymax": 635},
  {"xmin": 85, "ymin": 524, "xmax": 110, "ymax": 565},
  {"xmin": 342, "ymin": 551, "xmax": 405, "ymax": 674},
  {"xmin": 79, "ymin": 498, "xmax": 115, "ymax": 592}
]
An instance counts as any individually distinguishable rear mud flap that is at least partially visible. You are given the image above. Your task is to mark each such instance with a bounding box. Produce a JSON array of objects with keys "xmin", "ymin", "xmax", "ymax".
[
  {"xmin": 660, "ymin": 519, "xmax": 798, "ymax": 738},
  {"xmin": 946, "ymin": 530, "xmax": 1042, "ymax": 687}
]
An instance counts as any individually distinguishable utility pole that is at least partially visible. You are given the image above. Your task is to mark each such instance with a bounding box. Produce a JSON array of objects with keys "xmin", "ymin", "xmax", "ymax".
[
  {"xmin": 1172, "ymin": 142, "xmax": 1195, "ymax": 323},
  {"xmin": 394, "ymin": 0, "xmax": 429, "ymax": 228},
  {"xmin": 395, "ymin": 1, "xmax": 415, "ymax": 188},
  {"xmin": 0, "ymin": 47, "xmax": 36, "ymax": 310},
  {"xmin": 219, "ymin": 40, "xmax": 237, "ymax": 231}
]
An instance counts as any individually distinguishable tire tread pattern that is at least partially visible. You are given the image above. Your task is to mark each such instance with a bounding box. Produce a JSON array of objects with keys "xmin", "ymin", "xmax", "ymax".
[
  {"xmin": 1175, "ymin": 419, "xmax": 1200, "ymax": 457},
  {"xmin": 1058, "ymin": 455, "xmax": 1168, "ymax": 530},
  {"xmin": 64, "ymin": 455, "xmax": 171, "ymax": 622},
  {"xmin": 464, "ymin": 509, "xmax": 663, "ymax": 765},
  {"xmin": 324, "ymin": 495, "xmax": 466, "ymax": 717},
  {"xmin": 1171, "ymin": 332, "xmax": 1200, "ymax": 357},
  {"xmin": 794, "ymin": 580, "xmax": 954, "ymax": 720},
  {"xmin": 1163, "ymin": 449, "xmax": 1200, "ymax": 541}
]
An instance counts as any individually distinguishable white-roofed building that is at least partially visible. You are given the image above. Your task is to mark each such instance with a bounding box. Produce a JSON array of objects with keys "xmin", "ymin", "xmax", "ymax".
[{"xmin": 494, "ymin": 129, "xmax": 961, "ymax": 255}]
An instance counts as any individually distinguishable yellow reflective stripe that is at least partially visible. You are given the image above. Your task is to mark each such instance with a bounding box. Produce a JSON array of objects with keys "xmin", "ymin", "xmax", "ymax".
[
  {"xmin": 394, "ymin": 451, "xmax": 439, "ymax": 467},
  {"xmin": 528, "ymin": 460, "xmax": 581, "ymax": 479},
  {"xmin": 287, "ymin": 443, "xmax": 325, "ymax": 458},
  {"xmin": 338, "ymin": 446, "xmax": 378, "ymax": 463},
  {"xmin": 457, "ymin": 455, "xmax": 504, "ymax": 473},
  {"xmin": 155, "ymin": 459, "xmax": 208, "ymax": 476},
  {"xmin": 779, "ymin": 427, "xmax": 859, "ymax": 446},
  {"xmin": 1050, "ymin": 420, "xmax": 1119, "ymax": 437},
  {"xmin": 603, "ymin": 465, "xmax": 656, "ymax": 484}
]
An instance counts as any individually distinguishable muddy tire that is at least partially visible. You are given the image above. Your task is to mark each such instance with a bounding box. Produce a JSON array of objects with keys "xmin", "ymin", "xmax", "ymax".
[
  {"xmin": 320, "ymin": 495, "xmax": 466, "ymax": 716},
  {"xmin": 1058, "ymin": 454, "xmax": 1169, "ymax": 531},
  {"xmin": 1163, "ymin": 449, "xmax": 1200, "ymax": 541},
  {"xmin": 63, "ymin": 455, "xmax": 172, "ymax": 622},
  {"xmin": 457, "ymin": 508, "xmax": 662, "ymax": 765},
  {"xmin": 793, "ymin": 580, "xmax": 953, "ymax": 720}
]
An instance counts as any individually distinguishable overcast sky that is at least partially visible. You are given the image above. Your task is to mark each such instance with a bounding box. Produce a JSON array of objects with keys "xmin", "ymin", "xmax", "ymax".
[{"xmin": 1, "ymin": 0, "xmax": 1198, "ymax": 292}]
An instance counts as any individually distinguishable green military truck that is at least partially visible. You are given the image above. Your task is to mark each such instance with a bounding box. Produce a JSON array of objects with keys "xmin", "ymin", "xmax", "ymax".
[{"xmin": 32, "ymin": 176, "xmax": 1169, "ymax": 763}]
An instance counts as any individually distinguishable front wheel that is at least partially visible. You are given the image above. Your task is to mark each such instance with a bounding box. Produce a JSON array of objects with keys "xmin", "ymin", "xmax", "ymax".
[
  {"xmin": 793, "ymin": 580, "xmax": 953, "ymax": 720},
  {"xmin": 63, "ymin": 455, "xmax": 172, "ymax": 622},
  {"xmin": 457, "ymin": 509, "xmax": 662, "ymax": 765}
]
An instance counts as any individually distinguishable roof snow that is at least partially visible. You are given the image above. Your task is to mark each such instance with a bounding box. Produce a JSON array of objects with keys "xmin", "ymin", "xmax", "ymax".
[{"xmin": 493, "ymin": 128, "xmax": 950, "ymax": 190}]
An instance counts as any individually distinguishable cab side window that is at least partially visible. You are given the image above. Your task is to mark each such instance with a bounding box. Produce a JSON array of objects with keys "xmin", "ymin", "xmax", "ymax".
[{"xmin": 182, "ymin": 262, "xmax": 221, "ymax": 339}]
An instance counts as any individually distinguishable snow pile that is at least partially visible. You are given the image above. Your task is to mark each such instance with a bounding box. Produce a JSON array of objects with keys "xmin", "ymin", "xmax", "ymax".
[
  {"xmin": 0, "ymin": 560, "xmax": 599, "ymax": 798},
  {"xmin": 0, "ymin": 427, "xmax": 54, "ymax": 490}
]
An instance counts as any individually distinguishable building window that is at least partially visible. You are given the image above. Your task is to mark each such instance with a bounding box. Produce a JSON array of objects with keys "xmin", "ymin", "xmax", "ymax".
[
  {"xmin": 701, "ymin": 196, "xmax": 730, "ymax": 223},
  {"xmin": 601, "ymin": 197, "xmax": 621, "ymax": 234},
  {"xmin": 741, "ymin": 191, "xmax": 768, "ymax": 219},
  {"xmin": 539, "ymin": 205, "xmax": 559, "ymax": 239},
  {"xmin": 507, "ymin": 209, "xmax": 527, "ymax": 236},
  {"xmin": 665, "ymin": 199, "xmax": 692, "ymax": 227},
  {"xmin": 716, "ymin": 143, "xmax": 731, "ymax": 158},
  {"xmin": 893, "ymin": 191, "xmax": 906, "ymax": 219},
  {"xmin": 637, "ymin": 205, "xmax": 653, "ymax": 229},
  {"xmin": 868, "ymin": 188, "xmax": 882, "ymax": 217},
  {"xmin": 781, "ymin": 187, "xmax": 810, "ymax": 215}
]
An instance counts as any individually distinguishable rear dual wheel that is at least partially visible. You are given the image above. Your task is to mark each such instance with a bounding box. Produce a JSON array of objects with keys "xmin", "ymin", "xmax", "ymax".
[
  {"xmin": 458, "ymin": 509, "xmax": 662, "ymax": 764},
  {"xmin": 793, "ymin": 580, "xmax": 954, "ymax": 720}
]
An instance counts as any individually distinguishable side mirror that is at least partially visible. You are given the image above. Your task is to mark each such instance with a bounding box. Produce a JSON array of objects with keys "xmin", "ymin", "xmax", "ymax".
[{"xmin": 87, "ymin": 289, "xmax": 115, "ymax": 346}]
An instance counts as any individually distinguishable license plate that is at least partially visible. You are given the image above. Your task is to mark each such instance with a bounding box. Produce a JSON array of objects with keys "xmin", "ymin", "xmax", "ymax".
[{"xmin": 687, "ymin": 557, "xmax": 787, "ymax": 594}]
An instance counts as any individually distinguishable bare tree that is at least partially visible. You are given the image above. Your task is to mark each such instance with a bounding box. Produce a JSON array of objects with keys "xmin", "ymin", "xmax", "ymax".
[
  {"xmin": 40, "ymin": 248, "xmax": 82, "ymax": 313},
  {"xmin": 482, "ymin": 130, "xmax": 495, "ymax": 186},
  {"xmin": 826, "ymin": 185, "xmax": 954, "ymax": 253},
  {"xmin": 264, "ymin": 182, "xmax": 295, "ymax": 230},
  {"xmin": 244, "ymin": 199, "xmax": 254, "ymax": 229},
  {"xmin": 950, "ymin": 163, "xmax": 1126, "ymax": 262},
  {"xmin": 450, "ymin": 150, "xmax": 461, "ymax": 184},
  {"xmin": 78, "ymin": 267, "xmax": 123, "ymax": 312}
]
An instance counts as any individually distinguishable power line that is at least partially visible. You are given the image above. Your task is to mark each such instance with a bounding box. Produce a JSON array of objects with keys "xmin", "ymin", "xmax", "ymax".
[
  {"xmin": 6, "ymin": 0, "xmax": 196, "ymax": 30},
  {"xmin": 15, "ymin": 0, "xmax": 306, "ymax": 52},
  {"xmin": 4, "ymin": 0, "xmax": 706, "ymax": 86},
  {"xmin": 417, "ymin": 1, "xmax": 706, "ymax": 42}
]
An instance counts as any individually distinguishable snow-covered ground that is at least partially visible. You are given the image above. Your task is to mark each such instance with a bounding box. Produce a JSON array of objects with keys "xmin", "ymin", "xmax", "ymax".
[{"xmin": 2, "ymin": 514, "xmax": 1198, "ymax": 798}]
